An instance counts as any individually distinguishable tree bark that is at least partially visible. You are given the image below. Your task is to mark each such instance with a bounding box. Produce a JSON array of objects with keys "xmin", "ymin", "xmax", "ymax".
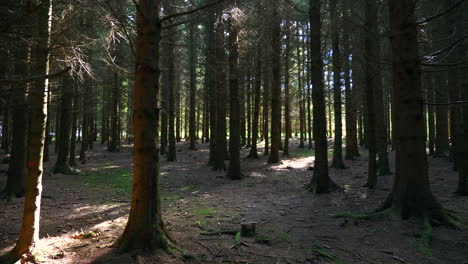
[
  {"xmin": 330, "ymin": 0, "xmax": 346, "ymax": 169},
  {"xmin": 53, "ymin": 76, "xmax": 74, "ymax": 174},
  {"xmin": 268, "ymin": 1, "xmax": 281, "ymax": 164},
  {"xmin": 306, "ymin": 0, "xmax": 339, "ymax": 194},
  {"xmin": 115, "ymin": 0, "xmax": 169, "ymax": 252},
  {"xmin": 0, "ymin": 0, "xmax": 50, "ymax": 260},
  {"xmin": 227, "ymin": 12, "xmax": 243, "ymax": 180},
  {"xmin": 189, "ymin": 22, "xmax": 197, "ymax": 150},
  {"xmin": 363, "ymin": 0, "xmax": 378, "ymax": 188},
  {"xmin": 379, "ymin": 0, "xmax": 455, "ymax": 225}
]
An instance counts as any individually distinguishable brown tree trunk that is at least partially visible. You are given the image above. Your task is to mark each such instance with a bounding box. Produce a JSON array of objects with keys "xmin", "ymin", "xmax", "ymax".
[
  {"xmin": 227, "ymin": 13, "xmax": 243, "ymax": 179},
  {"xmin": 166, "ymin": 3, "xmax": 177, "ymax": 162},
  {"xmin": 69, "ymin": 82, "xmax": 79, "ymax": 166},
  {"xmin": 306, "ymin": 0, "xmax": 339, "ymax": 194},
  {"xmin": 53, "ymin": 76, "xmax": 74, "ymax": 174},
  {"xmin": 205, "ymin": 7, "xmax": 217, "ymax": 165},
  {"xmin": 1, "ymin": 44, "xmax": 28, "ymax": 199},
  {"xmin": 108, "ymin": 69, "xmax": 121, "ymax": 153},
  {"xmin": 115, "ymin": 0, "xmax": 169, "ymax": 252},
  {"xmin": 189, "ymin": 22, "xmax": 197, "ymax": 150},
  {"xmin": 248, "ymin": 45, "xmax": 262, "ymax": 159},
  {"xmin": 330, "ymin": 0, "xmax": 346, "ymax": 169},
  {"xmin": 0, "ymin": 0, "xmax": 50, "ymax": 260},
  {"xmin": 379, "ymin": 0, "xmax": 455, "ymax": 225},
  {"xmin": 213, "ymin": 17, "xmax": 227, "ymax": 170},
  {"xmin": 363, "ymin": 0, "xmax": 378, "ymax": 188},
  {"xmin": 268, "ymin": 1, "xmax": 281, "ymax": 164},
  {"xmin": 283, "ymin": 21, "xmax": 291, "ymax": 156}
]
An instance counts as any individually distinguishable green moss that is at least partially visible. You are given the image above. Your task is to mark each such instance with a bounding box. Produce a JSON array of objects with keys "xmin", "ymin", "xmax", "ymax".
[{"xmin": 194, "ymin": 208, "xmax": 217, "ymax": 217}]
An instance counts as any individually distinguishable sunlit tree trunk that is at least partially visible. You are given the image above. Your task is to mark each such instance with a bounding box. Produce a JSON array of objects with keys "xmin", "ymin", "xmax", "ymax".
[
  {"xmin": 0, "ymin": 0, "xmax": 50, "ymax": 261},
  {"xmin": 115, "ymin": 0, "xmax": 169, "ymax": 251}
]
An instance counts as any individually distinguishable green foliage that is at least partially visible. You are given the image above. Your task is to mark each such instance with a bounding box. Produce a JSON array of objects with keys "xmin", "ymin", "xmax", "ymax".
[
  {"xmin": 194, "ymin": 207, "xmax": 216, "ymax": 217},
  {"xmin": 313, "ymin": 245, "xmax": 341, "ymax": 264}
]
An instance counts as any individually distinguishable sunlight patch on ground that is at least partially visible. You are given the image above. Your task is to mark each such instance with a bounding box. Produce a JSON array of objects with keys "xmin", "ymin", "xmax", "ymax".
[{"xmin": 272, "ymin": 156, "xmax": 315, "ymax": 171}]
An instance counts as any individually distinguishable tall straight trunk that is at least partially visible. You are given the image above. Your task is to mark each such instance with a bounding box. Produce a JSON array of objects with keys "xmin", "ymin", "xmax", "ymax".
[
  {"xmin": 43, "ymin": 86, "xmax": 51, "ymax": 162},
  {"xmin": 205, "ymin": 9, "xmax": 217, "ymax": 165},
  {"xmin": 268, "ymin": 1, "xmax": 281, "ymax": 163},
  {"xmin": 240, "ymin": 72, "xmax": 246, "ymax": 147},
  {"xmin": 427, "ymin": 75, "xmax": 435, "ymax": 155},
  {"xmin": 455, "ymin": 1, "xmax": 468, "ymax": 195},
  {"xmin": 248, "ymin": 46, "xmax": 262, "ymax": 158},
  {"xmin": 160, "ymin": 44, "xmax": 168, "ymax": 155},
  {"xmin": 101, "ymin": 84, "xmax": 108, "ymax": 144},
  {"xmin": 379, "ymin": 0, "xmax": 455, "ymax": 226},
  {"xmin": 2, "ymin": 46, "xmax": 28, "ymax": 199},
  {"xmin": 189, "ymin": 22, "xmax": 197, "ymax": 150},
  {"xmin": 262, "ymin": 41, "xmax": 270, "ymax": 156},
  {"xmin": 80, "ymin": 79, "xmax": 92, "ymax": 164},
  {"xmin": 109, "ymin": 70, "xmax": 120, "ymax": 152},
  {"xmin": 344, "ymin": 0, "xmax": 360, "ymax": 159},
  {"xmin": 69, "ymin": 82, "xmax": 78, "ymax": 166},
  {"xmin": 297, "ymin": 27, "xmax": 305, "ymax": 149},
  {"xmin": 166, "ymin": 4, "xmax": 177, "ymax": 161},
  {"xmin": 54, "ymin": 76, "xmax": 74, "ymax": 174},
  {"xmin": 434, "ymin": 72, "xmax": 449, "ymax": 157},
  {"xmin": 213, "ymin": 19, "xmax": 227, "ymax": 170},
  {"xmin": 306, "ymin": 29, "xmax": 313, "ymax": 149},
  {"xmin": 283, "ymin": 21, "xmax": 291, "ymax": 156},
  {"xmin": 246, "ymin": 72, "xmax": 252, "ymax": 148},
  {"xmin": 363, "ymin": 0, "xmax": 378, "ymax": 188},
  {"xmin": 330, "ymin": 0, "xmax": 346, "ymax": 169},
  {"xmin": 0, "ymin": 0, "xmax": 50, "ymax": 260},
  {"xmin": 116, "ymin": 0, "xmax": 169, "ymax": 251},
  {"xmin": 0, "ymin": 86, "xmax": 10, "ymax": 153},
  {"xmin": 306, "ymin": 0, "xmax": 339, "ymax": 194},
  {"xmin": 227, "ymin": 14, "xmax": 243, "ymax": 179},
  {"xmin": 89, "ymin": 79, "xmax": 96, "ymax": 149}
]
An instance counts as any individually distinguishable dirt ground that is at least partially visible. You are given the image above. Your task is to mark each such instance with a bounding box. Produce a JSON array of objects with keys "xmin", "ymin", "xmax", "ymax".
[{"xmin": 0, "ymin": 139, "xmax": 467, "ymax": 264}]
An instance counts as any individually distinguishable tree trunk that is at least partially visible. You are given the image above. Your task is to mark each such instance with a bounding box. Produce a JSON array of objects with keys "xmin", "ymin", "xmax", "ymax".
[
  {"xmin": 205, "ymin": 8, "xmax": 217, "ymax": 165},
  {"xmin": 363, "ymin": 0, "xmax": 378, "ymax": 188},
  {"xmin": 53, "ymin": 76, "xmax": 74, "ymax": 174},
  {"xmin": 115, "ymin": 0, "xmax": 169, "ymax": 252},
  {"xmin": 227, "ymin": 13, "xmax": 243, "ymax": 180},
  {"xmin": 166, "ymin": 3, "xmax": 177, "ymax": 162},
  {"xmin": 306, "ymin": 0, "xmax": 339, "ymax": 194},
  {"xmin": 283, "ymin": 21, "xmax": 291, "ymax": 156},
  {"xmin": 0, "ymin": 0, "xmax": 50, "ymax": 260},
  {"xmin": 268, "ymin": 1, "xmax": 281, "ymax": 164},
  {"xmin": 108, "ymin": 70, "xmax": 120, "ymax": 152},
  {"xmin": 248, "ymin": 45, "xmax": 262, "ymax": 159},
  {"xmin": 213, "ymin": 18, "xmax": 227, "ymax": 170},
  {"xmin": 189, "ymin": 22, "xmax": 197, "ymax": 150},
  {"xmin": 69, "ymin": 82, "xmax": 79, "ymax": 166},
  {"xmin": 330, "ymin": 0, "xmax": 346, "ymax": 169},
  {"xmin": 2, "ymin": 47, "xmax": 28, "ymax": 199},
  {"xmin": 379, "ymin": 0, "xmax": 455, "ymax": 225}
]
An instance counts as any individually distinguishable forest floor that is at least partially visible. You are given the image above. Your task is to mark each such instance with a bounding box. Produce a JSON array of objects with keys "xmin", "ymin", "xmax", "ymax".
[{"xmin": 0, "ymin": 139, "xmax": 467, "ymax": 264}]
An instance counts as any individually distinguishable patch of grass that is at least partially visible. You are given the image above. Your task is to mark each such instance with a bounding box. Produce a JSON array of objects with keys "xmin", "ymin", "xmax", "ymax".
[
  {"xmin": 290, "ymin": 148, "xmax": 315, "ymax": 158},
  {"xmin": 260, "ymin": 228, "xmax": 290, "ymax": 242},
  {"xmin": 161, "ymin": 191, "xmax": 182, "ymax": 203},
  {"xmin": 80, "ymin": 167, "xmax": 133, "ymax": 194},
  {"xmin": 194, "ymin": 207, "xmax": 217, "ymax": 217}
]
